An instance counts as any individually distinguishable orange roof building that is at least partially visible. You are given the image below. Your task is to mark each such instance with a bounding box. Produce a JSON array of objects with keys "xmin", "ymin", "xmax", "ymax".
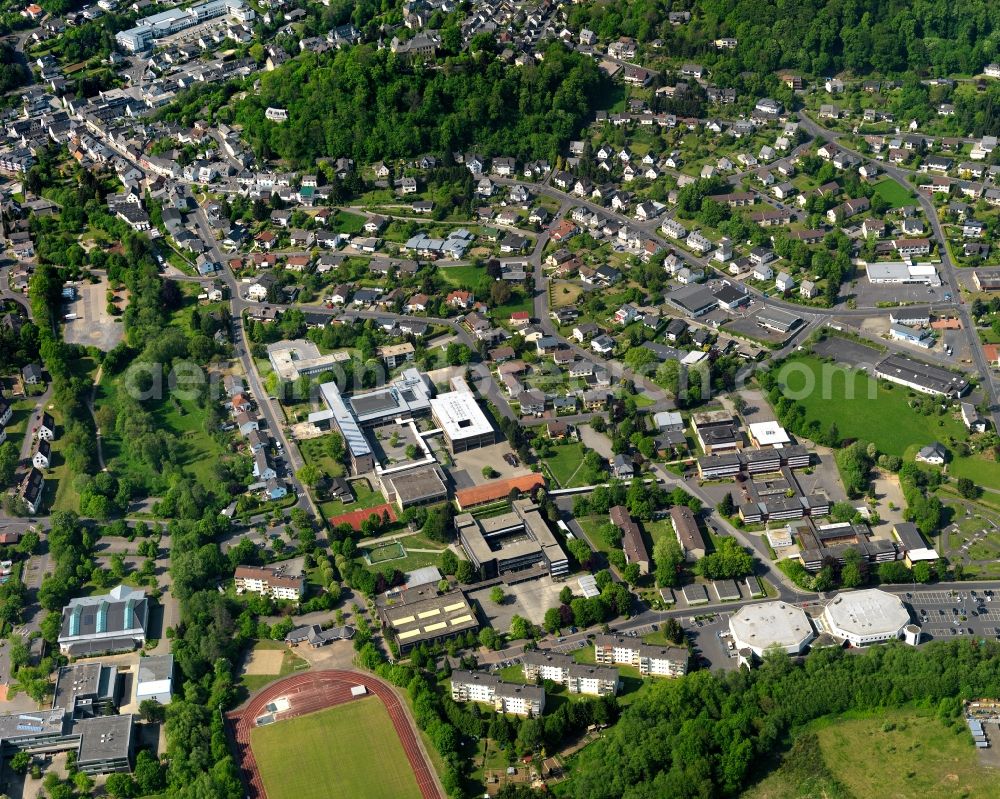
[{"xmin": 455, "ymin": 473, "xmax": 545, "ymax": 510}]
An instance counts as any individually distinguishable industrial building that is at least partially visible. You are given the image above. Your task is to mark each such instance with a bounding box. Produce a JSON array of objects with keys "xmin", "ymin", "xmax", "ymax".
[
  {"xmin": 874, "ymin": 354, "xmax": 970, "ymax": 397},
  {"xmin": 821, "ymin": 589, "xmax": 910, "ymax": 646},
  {"xmin": 593, "ymin": 635, "xmax": 689, "ymax": 677},
  {"xmin": 456, "ymin": 498, "xmax": 568, "ymax": 580},
  {"xmin": 522, "ymin": 651, "xmax": 620, "ymax": 696},
  {"xmin": 729, "ymin": 601, "xmax": 815, "ymax": 658},
  {"xmin": 429, "ymin": 377, "xmax": 496, "ymax": 452},
  {"xmin": 450, "ymin": 670, "xmax": 545, "ymax": 716},
  {"xmin": 378, "ymin": 586, "xmax": 479, "ymax": 654},
  {"xmin": 57, "ymin": 585, "xmax": 149, "ymax": 657}
]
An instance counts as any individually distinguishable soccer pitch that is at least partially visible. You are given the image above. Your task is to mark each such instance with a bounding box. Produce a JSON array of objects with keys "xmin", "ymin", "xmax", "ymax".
[{"xmin": 249, "ymin": 698, "xmax": 422, "ymax": 799}]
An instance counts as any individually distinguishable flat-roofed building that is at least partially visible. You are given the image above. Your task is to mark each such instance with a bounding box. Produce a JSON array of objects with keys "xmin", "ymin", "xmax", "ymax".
[
  {"xmin": 315, "ymin": 368, "xmax": 435, "ymax": 473},
  {"xmin": 379, "ymin": 586, "xmax": 479, "ymax": 654},
  {"xmin": 747, "ymin": 421, "xmax": 791, "ymax": 448},
  {"xmin": 135, "ymin": 654, "xmax": 174, "ymax": 705},
  {"xmin": 0, "ymin": 710, "xmax": 135, "ymax": 776},
  {"xmin": 57, "ymin": 586, "xmax": 149, "ymax": 657},
  {"xmin": 610, "ymin": 505, "xmax": 649, "ymax": 574},
  {"xmin": 456, "ymin": 498, "xmax": 568, "ymax": 580},
  {"xmin": 874, "ymin": 353, "xmax": 970, "ymax": 397},
  {"xmin": 429, "ymin": 377, "xmax": 496, "ymax": 452},
  {"xmin": 450, "ymin": 670, "xmax": 545, "ymax": 716},
  {"xmin": 234, "ymin": 564, "xmax": 305, "ymax": 602},
  {"xmin": 691, "ymin": 411, "xmax": 742, "ymax": 453},
  {"xmin": 593, "ymin": 634, "xmax": 688, "ymax": 677},
  {"xmin": 670, "ymin": 505, "xmax": 705, "ymax": 560},
  {"xmin": 378, "ymin": 465, "xmax": 448, "ymax": 510},
  {"xmin": 822, "ymin": 589, "xmax": 910, "ymax": 646},
  {"xmin": 729, "ymin": 601, "xmax": 815, "ymax": 658},
  {"xmin": 52, "ymin": 663, "xmax": 119, "ymax": 719},
  {"xmin": 522, "ymin": 651, "xmax": 620, "ymax": 696},
  {"xmin": 697, "ymin": 453, "xmax": 743, "ymax": 479},
  {"xmin": 267, "ymin": 339, "xmax": 349, "ymax": 381}
]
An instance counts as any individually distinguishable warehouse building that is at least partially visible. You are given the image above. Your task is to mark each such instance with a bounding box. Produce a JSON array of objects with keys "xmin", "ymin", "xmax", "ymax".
[
  {"xmin": 456, "ymin": 498, "xmax": 568, "ymax": 580},
  {"xmin": 821, "ymin": 589, "xmax": 910, "ymax": 646},
  {"xmin": 729, "ymin": 601, "xmax": 815, "ymax": 658}
]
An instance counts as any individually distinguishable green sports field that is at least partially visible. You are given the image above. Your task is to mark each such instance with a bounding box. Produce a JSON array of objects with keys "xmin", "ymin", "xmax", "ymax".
[{"xmin": 249, "ymin": 698, "xmax": 422, "ymax": 799}]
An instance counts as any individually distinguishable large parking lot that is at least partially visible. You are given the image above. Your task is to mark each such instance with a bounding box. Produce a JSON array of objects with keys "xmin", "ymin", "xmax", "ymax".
[
  {"xmin": 812, "ymin": 334, "xmax": 883, "ymax": 368},
  {"xmin": 903, "ymin": 589, "xmax": 1000, "ymax": 642},
  {"xmin": 62, "ymin": 276, "xmax": 125, "ymax": 351}
]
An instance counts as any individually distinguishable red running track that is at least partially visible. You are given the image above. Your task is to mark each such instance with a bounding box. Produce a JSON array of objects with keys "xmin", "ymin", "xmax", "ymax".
[{"xmin": 226, "ymin": 670, "xmax": 443, "ymax": 799}]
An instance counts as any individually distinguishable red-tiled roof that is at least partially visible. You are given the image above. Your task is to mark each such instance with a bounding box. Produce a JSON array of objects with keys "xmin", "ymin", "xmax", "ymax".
[{"xmin": 455, "ymin": 474, "xmax": 545, "ymax": 509}]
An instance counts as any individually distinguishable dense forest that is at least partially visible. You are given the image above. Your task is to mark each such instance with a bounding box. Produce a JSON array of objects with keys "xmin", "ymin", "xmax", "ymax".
[
  {"xmin": 564, "ymin": 642, "xmax": 1000, "ymax": 798},
  {"xmin": 569, "ymin": 0, "xmax": 1000, "ymax": 78},
  {"xmin": 223, "ymin": 41, "xmax": 606, "ymax": 166}
]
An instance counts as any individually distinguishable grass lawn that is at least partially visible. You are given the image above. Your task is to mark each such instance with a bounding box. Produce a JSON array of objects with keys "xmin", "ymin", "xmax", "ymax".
[
  {"xmin": 359, "ymin": 542, "xmax": 448, "ymax": 575},
  {"xmin": 298, "ymin": 435, "xmax": 346, "ymax": 479},
  {"xmin": 551, "ymin": 281, "xmax": 583, "ymax": 308},
  {"xmin": 333, "ymin": 210, "xmax": 366, "ymax": 234},
  {"xmin": 541, "ymin": 442, "xmax": 589, "ymax": 488},
  {"xmin": 744, "ymin": 708, "xmax": 994, "ymax": 799},
  {"xmin": 250, "ymin": 698, "xmax": 422, "ymax": 799},
  {"xmin": 575, "ymin": 515, "xmax": 614, "ymax": 555},
  {"xmin": 318, "ymin": 477, "xmax": 383, "ymax": 519},
  {"xmin": 775, "ymin": 355, "xmax": 967, "ymax": 456},
  {"xmin": 438, "ymin": 264, "xmax": 485, "ymax": 289},
  {"xmin": 872, "ymin": 178, "xmax": 914, "ymax": 208}
]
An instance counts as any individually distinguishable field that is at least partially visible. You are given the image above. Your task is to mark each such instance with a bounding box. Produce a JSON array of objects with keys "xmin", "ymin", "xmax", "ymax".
[
  {"xmin": 744, "ymin": 708, "xmax": 994, "ymax": 799},
  {"xmin": 541, "ymin": 442, "xmax": 590, "ymax": 488},
  {"xmin": 438, "ymin": 264, "xmax": 485, "ymax": 289},
  {"xmin": 239, "ymin": 641, "xmax": 308, "ymax": 695},
  {"xmin": 367, "ymin": 541, "xmax": 406, "ymax": 563},
  {"xmin": 872, "ymin": 178, "xmax": 914, "ymax": 209},
  {"xmin": 775, "ymin": 355, "xmax": 967, "ymax": 456},
  {"xmin": 250, "ymin": 698, "xmax": 423, "ymax": 799}
]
